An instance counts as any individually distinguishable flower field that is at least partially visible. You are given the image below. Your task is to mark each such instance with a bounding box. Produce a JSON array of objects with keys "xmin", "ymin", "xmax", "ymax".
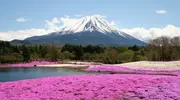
[
  {"xmin": 0, "ymin": 74, "xmax": 180, "ymax": 100},
  {"xmin": 1, "ymin": 61, "xmax": 180, "ymax": 100}
]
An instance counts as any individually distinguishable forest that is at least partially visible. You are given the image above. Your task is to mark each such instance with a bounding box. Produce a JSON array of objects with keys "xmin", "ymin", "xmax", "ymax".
[{"xmin": 1, "ymin": 36, "xmax": 180, "ymax": 64}]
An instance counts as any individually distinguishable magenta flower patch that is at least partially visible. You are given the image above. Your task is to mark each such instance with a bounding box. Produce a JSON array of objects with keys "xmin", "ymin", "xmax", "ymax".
[{"xmin": 0, "ymin": 74, "xmax": 180, "ymax": 100}]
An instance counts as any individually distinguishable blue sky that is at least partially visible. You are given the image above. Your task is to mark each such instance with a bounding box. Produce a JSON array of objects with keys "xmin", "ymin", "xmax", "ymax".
[{"xmin": 0, "ymin": 0, "xmax": 179, "ymax": 41}]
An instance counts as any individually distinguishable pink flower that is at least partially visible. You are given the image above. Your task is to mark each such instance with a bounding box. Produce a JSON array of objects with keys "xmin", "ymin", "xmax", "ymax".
[{"xmin": 0, "ymin": 74, "xmax": 180, "ymax": 100}]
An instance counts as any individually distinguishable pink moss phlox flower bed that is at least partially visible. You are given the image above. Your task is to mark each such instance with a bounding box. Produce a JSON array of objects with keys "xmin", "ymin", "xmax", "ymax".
[
  {"xmin": 0, "ymin": 61, "xmax": 57, "ymax": 67},
  {"xmin": 0, "ymin": 74, "xmax": 180, "ymax": 100},
  {"xmin": 85, "ymin": 65, "xmax": 180, "ymax": 76}
]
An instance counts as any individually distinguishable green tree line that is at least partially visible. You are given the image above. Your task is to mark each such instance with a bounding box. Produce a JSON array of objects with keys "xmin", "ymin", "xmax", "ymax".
[{"xmin": 1, "ymin": 36, "xmax": 180, "ymax": 64}]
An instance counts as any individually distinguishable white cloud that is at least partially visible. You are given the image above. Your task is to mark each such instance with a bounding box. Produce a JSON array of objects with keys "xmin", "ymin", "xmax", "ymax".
[
  {"xmin": 156, "ymin": 10, "xmax": 167, "ymax": 14},
  {"xmin": 59, "ymin": 16, "xmax": 80, "ymax": 27},
  {"xmin": 121, "ymin": 25, "xmax": 180, "ymax": 42},
  {"xmin": 0, "ymin": 16, "xmax": 80, "ymax": 41},
  {"xmin": 43, "ymin": 16, "xmax": 80, "ymax": 33},
  {"xmin": 45, "ymin": 17, "xmax": 62, "ymax": 33},
  {"xmin": 51, "ymin": 17, "xmax": 60, "ymax": 24},
  {"xmin": 16, "ymin": 17, "xmax": 29, "ymax": 22},
  {"xmin": 0, "ymin": 29, "xmax": 46, "ymax": 41}
]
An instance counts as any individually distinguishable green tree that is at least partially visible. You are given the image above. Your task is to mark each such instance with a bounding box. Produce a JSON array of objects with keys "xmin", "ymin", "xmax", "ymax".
[
  {"xmin": 60, "ymin": 51, "xmax": 74, "ymax": 60},
  {"xmin": 45, "ymin": 45, "xmax": 60, "ymax": 61},
  {"xmin": 30, "ymin": 52, "xmax": 40, "ymax": 61},
  {"xmin": 119, "ymin": 50, "xmax": 134, "ymax": 62},
  {"xmin": 21, "ymin": 45, "xmax": 30, "ymax": 62},
  {"xmin": 74, "ymin": 46, "xmax": 84, "ymax": 60}
]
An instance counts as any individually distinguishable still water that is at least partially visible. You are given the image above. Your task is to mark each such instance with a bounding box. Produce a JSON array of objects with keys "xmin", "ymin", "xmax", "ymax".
[{"xmin": 0, "ymin": 67, "xmax": 94, "ymax": 82}]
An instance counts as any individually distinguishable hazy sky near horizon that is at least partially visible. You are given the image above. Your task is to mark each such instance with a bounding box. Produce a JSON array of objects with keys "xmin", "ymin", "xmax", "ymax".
[{"xmin": 0, "ymin": 0, "xmax": 179, "ymax": 42}]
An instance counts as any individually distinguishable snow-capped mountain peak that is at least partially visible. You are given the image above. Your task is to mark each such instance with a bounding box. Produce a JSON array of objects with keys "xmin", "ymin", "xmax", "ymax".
[
  {"xmin": 23, "ymin": 15, "xmax": 146, "ymax": 46},
  {"xmin": 57, "ymin": 15, "xmax": 125, "ymax": 36}
]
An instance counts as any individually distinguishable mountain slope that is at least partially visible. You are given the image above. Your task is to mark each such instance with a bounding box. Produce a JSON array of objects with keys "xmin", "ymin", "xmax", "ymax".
[{"xmin": 13, "ymin": 15, "xmax": 146, "ymax": 46}]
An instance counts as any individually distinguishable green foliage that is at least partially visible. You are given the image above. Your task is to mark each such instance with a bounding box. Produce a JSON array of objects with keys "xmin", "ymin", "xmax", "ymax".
[
  {"xmin": 74, "ymin": 45, "xmax": 84, "ymax": 60},
  {"xmin": 83, "ymin": 53, "xmax": 93, "ymax": 61},
  {"xmin": 0, "ymin": 53, "xmax": 23, "ymax": 64},
  {"xmin": 60, "ymin": 51, "xmax": 75, "ymax": 60},
  {"xmin": 119, "ymin": 50, "xmax": 134, "ymax": 62},
  {"xmin": 30, "ymin": 53, "xmax": 40, "ymax": 61},
  {"xmin": 1, "ymin": 36, "xmax": 180, "ymax": 64},
  {"xmin": 128, "ymin": 45, "xmax": 139, "ymax": 51},
  {"xmin": 131, "ymin": 51, "xmax": 147, "ymax": 61},
  {"xmin": 114, "ymin": 47, "xmax": 128, "ymax": 53},
  {"xmin": 45, "ymin": 45, "xmax": 60, "ymax": 61},
  {"xmin": 21, "ymin": 45, "xmax": 30, "ymax": 62}
]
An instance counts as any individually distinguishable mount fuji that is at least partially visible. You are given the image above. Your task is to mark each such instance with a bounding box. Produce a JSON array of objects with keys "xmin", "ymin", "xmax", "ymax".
[{"xmin": 12, "ymin": 15, "xmax": 146, "ymax": 46}]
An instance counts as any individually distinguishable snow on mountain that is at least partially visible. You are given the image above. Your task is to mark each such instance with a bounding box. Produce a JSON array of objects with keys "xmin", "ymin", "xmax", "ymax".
[
  {"xmin": 16, "ymin": 15, "xmax": 146, "ymax": 46},
  {"xmin": 54, "ymin": 15, "xmax": 128, "ymax": 37}
]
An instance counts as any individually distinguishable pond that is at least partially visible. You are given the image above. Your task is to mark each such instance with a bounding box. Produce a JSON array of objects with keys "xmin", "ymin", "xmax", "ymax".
[{"xmin": 0, "ymin": 67, "xmax": 96, "ymax": 82}]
